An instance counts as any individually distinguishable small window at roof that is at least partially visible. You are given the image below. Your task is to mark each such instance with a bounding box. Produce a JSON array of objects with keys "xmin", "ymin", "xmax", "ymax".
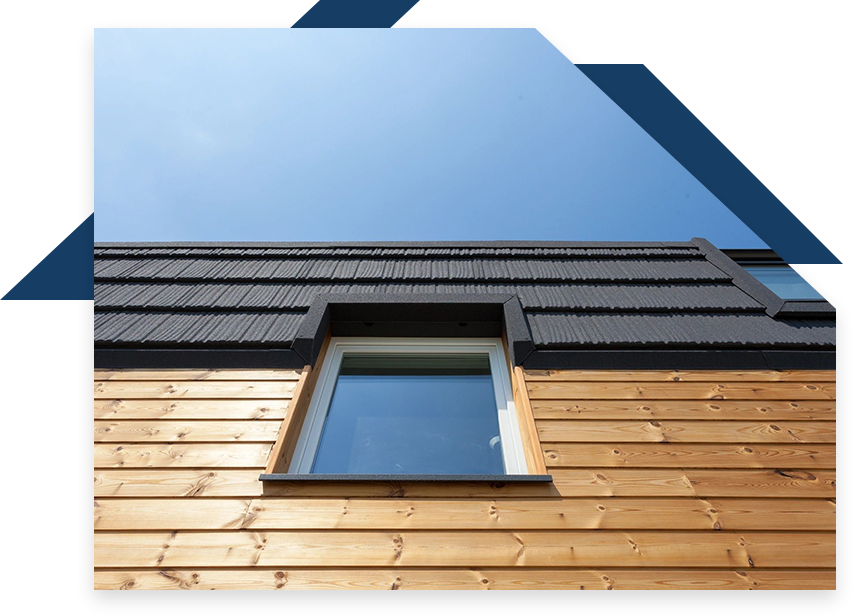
[
  {"xmin": 290, "ymin": 338, "xmax": 527, "ymax": 475},
  {"xmin": 742, "ymin": 265, "xmax": 824, "ymax": 300}
]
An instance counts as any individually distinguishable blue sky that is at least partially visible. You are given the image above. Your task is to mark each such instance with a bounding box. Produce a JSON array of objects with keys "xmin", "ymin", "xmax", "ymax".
[{"xmin": 94, "ymin": 29, "xmax": 765, "ymax": 248}]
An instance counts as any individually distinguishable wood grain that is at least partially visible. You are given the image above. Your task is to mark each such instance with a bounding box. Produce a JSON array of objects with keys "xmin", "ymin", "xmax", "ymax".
[
  {"xmin": 527, "ymin": 382, "xmax": 835, "ymax": 401},
  {"xmin": 95, "ymin": 470, "xmax": 264, "ymax": 498},
  {"xmin": 93, "ymin": 469, "xmax": 834, "ymax": 500},
  {"xmin": 543, "ymin": 443, "xmax": 835, "ymax": 468},
  {"xmin": 550, "ymin": 469, "xmax": 836, "ymax": 498},
  {"xmin": 266, "ymin": 334, "xmax": 330, "ymax": 474},
  {"xmin": 94, "ymin": 443, "xmax": 272, "ymax": 468},
  {"xmin": 511, "ymin": 365, "xmax": 548, "ymax": 474},
  {"xmin": 93, "ymin": 568, "xmax": 835, "ymax": 590},
  {"xmin": 94, "ymin": 399, "xmax": 289, "ymax": 420},
  {"xmin": 94, "ymin": 497, "xmax": 835, "ymax": 531},
  {"xmin": 531, "ymin": 400, "xmax": 835, "ymax": 421},
  {"xmin": 91, "ymin": 367, "xmax": 836, "ymax": 589},
  {"xmin": 94, "ymin": 531, "xmax": 835, "ymax": 568},
  {"xmin": 536, "ymin": 420, "xmax": 835, "ymax": 443},
  {"xmin": 94, "ymin": 381, "xmax": 296, "ymax": 399},
  {"xmin": 94, "ymin": 421, "xmax": 281, "ymax": 443}
]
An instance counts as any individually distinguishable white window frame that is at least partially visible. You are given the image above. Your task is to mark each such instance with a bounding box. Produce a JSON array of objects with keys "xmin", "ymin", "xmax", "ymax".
[{"xmin": 290, "ymin": 337, "xmax": 529, "ymax": 475}]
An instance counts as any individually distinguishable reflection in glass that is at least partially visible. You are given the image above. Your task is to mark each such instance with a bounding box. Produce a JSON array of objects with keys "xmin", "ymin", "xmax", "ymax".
[
  {"xmin": 743, "ymin": 265, "xmax": 823, "ymax": 300},
  {"xmin": 311, "ymin": 353, "xmax": 504, "ymax": 474}
]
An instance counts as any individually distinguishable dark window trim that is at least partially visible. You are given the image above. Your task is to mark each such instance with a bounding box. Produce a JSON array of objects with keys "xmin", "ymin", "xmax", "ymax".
[
  {"xmin": 695, "ymin": 238, "xmax": 834, "ymax": 317},
  {"xmin": 259, "ymin": 473, "xmax": 553, "ymax": 483},
  {"xmin": 290, "ymin": 293, "xmax": 535, "ymax": 368}
]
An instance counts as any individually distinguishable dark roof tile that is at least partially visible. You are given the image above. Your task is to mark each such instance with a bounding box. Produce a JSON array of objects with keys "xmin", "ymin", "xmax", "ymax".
[
  {"xmin": 527, "ymin": 313, "xmax": 836, "ymax": 348},
  {"xmin": 92, "ymin": 241, "xmax": 833, "ymax": 351}
]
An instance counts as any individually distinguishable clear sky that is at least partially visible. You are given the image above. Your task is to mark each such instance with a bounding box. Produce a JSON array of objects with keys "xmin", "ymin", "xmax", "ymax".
[{"xmin": 94, "ymin": 28, "xmax": 765, "ymax": 248}]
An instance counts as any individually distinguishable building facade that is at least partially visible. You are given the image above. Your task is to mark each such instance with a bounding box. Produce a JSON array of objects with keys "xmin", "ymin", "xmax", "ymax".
[{"xmin": 93, "ymin": 239, "xmax": 835, "ymax": 589}]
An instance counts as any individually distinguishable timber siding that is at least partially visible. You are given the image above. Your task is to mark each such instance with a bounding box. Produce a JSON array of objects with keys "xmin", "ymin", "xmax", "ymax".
[{"xmin": 94, "ymin": 368, "xmax": 836, "ymax": 590}]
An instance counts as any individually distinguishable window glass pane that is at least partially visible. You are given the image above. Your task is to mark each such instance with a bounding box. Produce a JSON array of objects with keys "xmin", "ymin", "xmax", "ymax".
[
  {"xmin": 311, "ymin": 353, "xmax": 505, "ymax": 475},
  {"xmin": 743, "ymin": 265, "xmax": 823, "ymax": 300}
]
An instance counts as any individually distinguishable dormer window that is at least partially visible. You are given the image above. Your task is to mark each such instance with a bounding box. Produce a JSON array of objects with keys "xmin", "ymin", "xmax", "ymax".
[{"xmin": 289, "ymin": 338, "xmax": 528, "ymax": 475}]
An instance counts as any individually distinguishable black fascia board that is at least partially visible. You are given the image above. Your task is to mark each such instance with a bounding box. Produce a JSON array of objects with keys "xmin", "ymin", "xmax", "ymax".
[
  {"xmin": 259, "ymin": 473, "xmax": 553, "ymax": 483},
  {"xmin": 94, "ymin": 348, "xmax": 306, "ymax": 369},
  {"xmin": 521, "ymin": 349, "xmax": 835, "ymax": 370},
  {"xmin": 291, "ymin": 293, "xmax": 536, "ymax": 367},
  {"xmin": 94, "ymin": 346, "xmax": 835, "ymax": 371}
]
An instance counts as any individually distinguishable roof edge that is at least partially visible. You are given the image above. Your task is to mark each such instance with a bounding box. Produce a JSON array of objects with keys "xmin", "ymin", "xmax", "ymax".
[{"xmin": 94, "ymin": 240, "xmax": 699, "ymax": 249}]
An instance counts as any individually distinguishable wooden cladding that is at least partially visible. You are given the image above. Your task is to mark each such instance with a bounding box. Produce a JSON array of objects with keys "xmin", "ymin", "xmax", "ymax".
[
  {"xmin": 93, "ymin": 368, "xmax": 835, "ymax": 590},
  {"xmin": 94, "ymin": 569, "xmax": 835, "ymax": 591},
  {"xmin": 95, "ymin": 531, "xmax": 834, "ymax": 568},
  {"xmin": 94, "ymin": 498, "xmax": 836, "ymax": 531}
]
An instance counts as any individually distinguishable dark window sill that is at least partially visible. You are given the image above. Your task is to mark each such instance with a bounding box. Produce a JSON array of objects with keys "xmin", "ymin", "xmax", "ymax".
[{"xmin": 259, "ymin": 473, "xmax": 552, "ymax": 483}]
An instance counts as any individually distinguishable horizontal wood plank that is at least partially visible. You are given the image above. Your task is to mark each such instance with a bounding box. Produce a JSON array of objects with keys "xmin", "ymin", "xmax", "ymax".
[
  {"xmin": 94, "ymin": 381, "xmax": 296, "ymax": 400},
  {"xmin": 94, "ymin": 531, "xmax": 835, "ymax": 568},
  {"xmin": 93, "ymin": 498, "xmax": 835, "ymax": 531},
  {"xmin": 94, "ymin": 421, "xmax": 281, "ymax": 443},
  {"xmin": 95, "ymin": 370, "xmax": 301, "ymax": 381},
  {"xmin": 94, "ymin": 444, "xmax": 271, "ymax": 468},
  {"xmin": 550, "ymin": 469, "xmax": 836, "ymax": 498},
  {"xmin": 531, "ymin": 400, "xmax": 835, "ymax": 421},
  {"xmin": 93, "ymin": 568, "xmax": 836, "ymax": 590},
  {"xmin": 95, "ymin": 470, "xmax": 264, "ymax": 498},
  {"xmin": 524, "ymin": 370, "xmax": 836, "ymax": 382},
  {"xmin": 543, "ymin": 443, "xmax": 835, "ymax": 468},
  {"xmin": 92, "ymin": 469, "xmax": 836, "ymax": 499},
  {"xmin": 536, "ymin": 420, "xmax": 835, "ymax": 443},
  {"xmin": 527, "ymin": 382, "xmax": 835, "ymax": 401},
  {"xmin": 94, "ymin": 399, "xmax": 289, "ymax": 420}
]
